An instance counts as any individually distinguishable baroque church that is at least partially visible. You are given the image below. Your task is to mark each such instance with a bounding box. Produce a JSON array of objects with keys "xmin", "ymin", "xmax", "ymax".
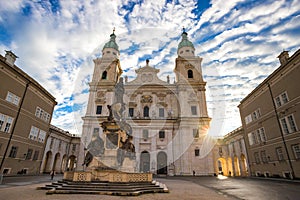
[{"xmin": 77, "ymin": 29, "xmax": 214, "ymax": 175}]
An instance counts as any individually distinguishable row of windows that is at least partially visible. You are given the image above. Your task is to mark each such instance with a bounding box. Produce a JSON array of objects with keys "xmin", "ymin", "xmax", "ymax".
[
  {"xmin": 254, "ymin": 151, "xmax": 267, "ymax": 164},
  {"xmin": 141, "ymin": 129, "xmax": 199, "ymax": 140},
  {"xmin": 254, "ymin": 144, "xmax": 300, "ymax": 164},
  {"xmin": 142, "ymin": 130, "xmax": 166, "ymax": 139},
  {"xmin": 244, "ymin": 91, "xmax": 289, "ymax": 125},
  {"xmin": 179, "ymin": 50, "xmax": 195, "ymax": 54},
  {"xmin": 35, "ymin": 107, "xmax": 51, "ymax": 122},
  {"xmin": 6, "ymin": 91, "xmax": 20, "ymax": 106},
  {"xmin": 245, "ymin": 109, "xmax": 261, "ymax": 124},
  {"xmin": 49, "ymin": 137, "xmax": 76, "ymax": 153},
  {"xmin": 96, "ymin": 105, "xmax": 197, "ymax": 117},
  {"xmin": 28, "ymin": 126, "xmax": 46, "ymax": 143},
  {"xmin": 8, "ymin": 146, "xmax": 40, "ymax": 160},
  {"xmin": 5, "ymin": 91, "xmax": 51, "ymax": 124},
  {"xmin": 248, "ymin": 128, "xmax": 266, "ymax": 146},
  {"xmin": 0, "ymin": 113, "xmax": 14, "ymax": 133},
  {"xmin": 104, "ymin": 66, "xmax": 194, "ymax": 81}
]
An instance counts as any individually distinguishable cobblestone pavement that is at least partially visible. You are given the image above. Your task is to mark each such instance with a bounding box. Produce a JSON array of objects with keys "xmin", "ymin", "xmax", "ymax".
[{"xmin": 0, "ymin": 177, "xmax": 232, "ymax": 200}]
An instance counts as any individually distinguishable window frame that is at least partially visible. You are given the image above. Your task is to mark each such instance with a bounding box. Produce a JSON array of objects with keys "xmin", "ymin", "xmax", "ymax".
[
  {"xmin": 274, "ymin": 91, "xmax": 289, "ymax": 107},
  {"xmin": 280, "ymin": 114, "xmax": 298, "ymax": 134},
  {"xmin": 101, "ymin": 71, "xmax": 107, "ymax": 80},
  {"xmin": 3, "ymin": 117, "xmax": 13, "ymax": 133},
  {"xmin": 188, "ymin": 69, "xmax": 193, "ymax": 78},
  {"xmin": 245, "ymin": 114, "xmax": 253, "ymax": 124},
  {"xmin": 143, "ymin": 106, "xmax": 149, "ymax": 117},
  {"xmin": 159, "ymin": 108, "xmax": 164, "ymax": 118},
  {"xmin": 128, "ymin": 108, "xmax": 134, "ymax": 117},
  {"xmin": 9, "ymin": 146, "xmax": 18, "ymax": 158},
  {"xmin": 195, "ymin": 148, "xmax": 200, "ymax": 156},
  {"xmin": 191, "ymin": 106, "xmax": 197, "ymax": 115},
  {"xmin": 276, "ymin": 147, "xmax": 284, "ymax": 161},
  {"xmin": 38, "ymin": 129, "xmax": 46, "ymax": 143},
  {"xmin": 292, "ymin": 144, "xmax": 300, "ymax": 159},
  {"xmin": 6, "ymin": 91, "xmax": 20, "ymax": 106},
  {"xmin": 254, "ymin": 152, "xmax": 260, "ymax": 164},
  {"xmin": 159, "ymin": 130, "xmax": 165, "ymax": 139},
  {"xmin": 260, "ymin": 150, "xmax": 267, "ymax": 163},
  {"xmin": 33, "ymin": 150, "xmax": 39, "ymax": 160},
  {"xmin": 25, "ymin": 149, "xmax": 33, "ymax": 160},
  {"xmin": 96, "ymin": 105, "xmax": 102, "ymax": 115},
  {"xmin": 142, "ymin": 129, "xmax": 149, "ymax": 140}
]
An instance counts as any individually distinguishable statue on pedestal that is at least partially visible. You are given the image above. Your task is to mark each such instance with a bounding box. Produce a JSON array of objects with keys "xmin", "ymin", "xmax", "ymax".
[{"xmin": 101, "ymin": 77, "xmax": 136, "ymax": 170}]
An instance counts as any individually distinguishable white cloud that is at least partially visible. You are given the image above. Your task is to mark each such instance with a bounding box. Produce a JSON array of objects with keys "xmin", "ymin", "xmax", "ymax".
[{"xmin": 1, "ymin": 0, "xmax": 300, "ymax": 136}]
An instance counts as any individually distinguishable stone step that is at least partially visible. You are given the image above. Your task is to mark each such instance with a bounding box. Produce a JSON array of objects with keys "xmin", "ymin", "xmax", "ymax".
[
  {"xmin": 42, "ymin": 180, "xmax": 168, "ymax": 196},
  {"xmin": 47, "ymin": 189, "xmax": 165, "ymax": 196},
  {"xmin": 55, "ymin": 185, "xmax": 162, "ymax": 191}
]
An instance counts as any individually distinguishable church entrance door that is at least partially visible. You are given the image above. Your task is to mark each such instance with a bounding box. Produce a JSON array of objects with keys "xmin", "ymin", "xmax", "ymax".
[
  {"xmin": 157, "ymin": 151, "xmax": 167, "ymax": 174},
  {"xmin": 140, "ymin": 151, "xmax": 150, "ymax": 172}
]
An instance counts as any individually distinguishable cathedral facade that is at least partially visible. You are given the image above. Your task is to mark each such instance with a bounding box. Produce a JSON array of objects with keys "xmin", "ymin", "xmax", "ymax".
[{"xmin": 77, "ymin": 30, "xmax": 213, "ymax": 175}]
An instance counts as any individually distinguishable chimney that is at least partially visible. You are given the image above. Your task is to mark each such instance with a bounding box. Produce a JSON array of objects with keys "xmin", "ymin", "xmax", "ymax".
[
  {"xmin": 277, "ymin": 50, "xmax": 289, "ymax": 65},
  {"xmin": 5, "ymin": 50, "xmax": 18, "ymax": 66}
]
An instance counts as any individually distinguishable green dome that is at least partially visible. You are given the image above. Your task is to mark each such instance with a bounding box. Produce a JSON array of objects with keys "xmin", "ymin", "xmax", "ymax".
[
  {"xmin": 103, "ymin": 33, "xmax": 119, "ymax": 51},
  {"xmin": 178, "ymin": 32, "xmax": 194, "ymax": 50}
]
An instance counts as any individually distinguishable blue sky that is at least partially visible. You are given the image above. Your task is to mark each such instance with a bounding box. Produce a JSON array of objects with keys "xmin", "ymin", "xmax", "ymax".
[{"xmin": 0, "ymin": 0, "xmax": 299, "ymax": 136}]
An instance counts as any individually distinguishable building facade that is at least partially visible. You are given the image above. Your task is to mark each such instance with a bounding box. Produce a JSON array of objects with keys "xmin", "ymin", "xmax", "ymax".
[
  {"xmin": 214, "ymin": 127, "xmax": 249, "ymax": 177},
  {"xmin": 238, "ymin": 49, "xmax": 300, "ymax": 179},
  {"xmin": 78, "ymin": 30, "xmax": 214, "ymax": 175},
  {"xmin": 41, "ymin": 125, "xmax": 80, "ymax": 174},
  {"xmin": 0, "ymin": 51, "xmax": 57, "ymax": 175}
]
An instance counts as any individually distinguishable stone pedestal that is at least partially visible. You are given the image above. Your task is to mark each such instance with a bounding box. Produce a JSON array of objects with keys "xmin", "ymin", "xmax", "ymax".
[
  {"xmin": 119, "ymin": 157, "xmax": 136, "ymax": 173},
  {"xmin": 63, "ymin": 171, "xmax": 152, "ymax": 183}
]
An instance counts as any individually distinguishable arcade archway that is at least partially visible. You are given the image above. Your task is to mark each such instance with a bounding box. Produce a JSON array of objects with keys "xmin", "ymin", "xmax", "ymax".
[{"xmin": 43, "ymin": 151, "xmax": 52, "ymax": 173}]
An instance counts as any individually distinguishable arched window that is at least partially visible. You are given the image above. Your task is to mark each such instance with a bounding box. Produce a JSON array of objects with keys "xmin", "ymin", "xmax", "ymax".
[
  {"xmin": 188, "ymin": 69, "xmax": 193, "ymax": 78},
  {"xmin": 144, "ymin": 106, "xmax": 149, "ymax": 117},
  {"xmin": 101, "ymin": 71, "xmax": 107, "ymax": 79}
]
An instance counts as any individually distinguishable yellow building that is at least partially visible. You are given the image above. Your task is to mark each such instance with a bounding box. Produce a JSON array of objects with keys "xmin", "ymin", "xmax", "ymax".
[
  {"xmin": 0, "ymin": 50, "xmax": 57, "ymax": 175},
  {"xmin": 238, "ymin": 49, "xmax": 300, "ymax": 179},
  {"xmin": 41, "ymin": 125, "xmax": 80, "ymax": 174},
  {"xmin": 214, "ymin": 127, "xmax": 249, "ymax": 177}
]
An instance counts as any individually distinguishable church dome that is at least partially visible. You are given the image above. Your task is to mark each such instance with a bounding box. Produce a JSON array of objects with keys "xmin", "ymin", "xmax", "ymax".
[
  {"xmin": 178, "ymin": 31, "xmax": 194, "ymax": 50},
  {"xmin": 103, "ymin": 32, "xmax": 119, "ymax": 51}
]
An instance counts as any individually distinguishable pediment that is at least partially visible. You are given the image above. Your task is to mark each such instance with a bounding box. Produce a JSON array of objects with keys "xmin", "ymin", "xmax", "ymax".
[{"xmin": 126, "ymin": 65, "xmax": 168, "ymax": 85}]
